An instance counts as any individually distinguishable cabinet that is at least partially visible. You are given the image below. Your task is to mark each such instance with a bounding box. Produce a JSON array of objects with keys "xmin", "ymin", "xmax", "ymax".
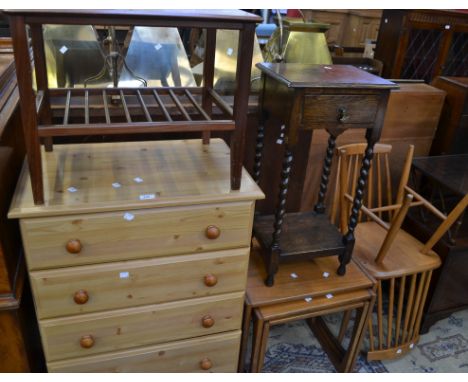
[
  {"xmin": 9, "ymin": 139, "xmax": 263, "ymax": 372},
  {"xmin": 375, "ymin": 10, "xmax": 468, "ymax": 82}
]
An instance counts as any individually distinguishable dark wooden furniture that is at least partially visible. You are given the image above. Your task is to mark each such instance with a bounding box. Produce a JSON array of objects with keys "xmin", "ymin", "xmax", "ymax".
[
  {"xmin": 253, "ymin": 63, "xmax": 397, "ymax": 286},
  {"xmin": 408, "ymin": 154, "xmax": 468, "ymax": 333},
  {"xmin": 4, "ymin": 9, "xmax": 261, "ymax": 205},
  {"xmin": 238, "ymin": 246, "xmax": 375, "ymax": 373},
  {"xmin": 375, "ymin": 10, "xmax": 468, "ymax": 82},
  {"xmin": 0, "ymin": 49, "xmax": 45, "ymax": 372},
  {"xmin": 430, "ymin": 77, "xmax": 468, "ymax": 155}
]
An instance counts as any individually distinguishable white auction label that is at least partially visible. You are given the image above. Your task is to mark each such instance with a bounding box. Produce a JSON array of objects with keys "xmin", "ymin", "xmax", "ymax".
[
  {"xmin": 123, "ymin": 212, "xmax": 135, "ymax": 221},
  {"xmin": 119, "ymin": 271, "xmax": 130, "ymax": 279},
  {"xmin": 323, "ymin": 272, "xmax": 330, "ymax": 278},
  {"xmin": 226, "ymin": 48, "xmax": 234, "ymax": 56},
  {"xmin": 304, "ymin": 297, "xmax": 313, "ymax": 303},
  {"xmin": 139, "ymin": 193, "xmax": 156, "ymax": 201},
  {"xmin": 155, "ymin": 43, "xmax": 163, "ymax": 50},
  {"xmin": 326, "ymin": 293, "xmax": 333, "ymax": 299},
  {"xmin": 112, "ymin": 182, "xmax": 122, "ymax": 189},
  {"xmin": 67, "ymin": 187, "xmax": 77, "ymax": 193},
  {"xmin": 134, "ymin": 177, "xmax": 144, "ymax": 183},
  {"xmin": 290, "ymin": 273, "xmax": 298, "ymax": 279},
  {"xmin": 59, "ymin": 45, "xmax": 68, "ymax": 54}
]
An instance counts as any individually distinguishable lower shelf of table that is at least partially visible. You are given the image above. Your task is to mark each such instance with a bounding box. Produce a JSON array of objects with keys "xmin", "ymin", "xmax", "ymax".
[{"xmin": 253, "ymin": 211, "xmax": 345, "ymax": 259}]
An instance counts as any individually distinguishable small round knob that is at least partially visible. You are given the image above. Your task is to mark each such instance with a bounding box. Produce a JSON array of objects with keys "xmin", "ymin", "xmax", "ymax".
[
  {"xmin": 73, "ymin": 290, "xmax": 89, "ymax": 305},
  {"xmin": 205, "ymin": 225, "xmax": 220, "ymax": 240},
  {"xmin": 200, "ymin": 357, "xmax": 212, "ymax": 370},
  {"xmin": 202, "ymin": 315, "xmax": 215, "ymax": 328},
  {"xmin": 66, "ymin": 239, "xmax": 82, "ymax": 254},
  {"xmin": 80, "ymin": 335, "xmax": 94, "ymax": 349},
  {"xmin": 204, "ymin": 274, "xmax": 218, "ymax": 287}
]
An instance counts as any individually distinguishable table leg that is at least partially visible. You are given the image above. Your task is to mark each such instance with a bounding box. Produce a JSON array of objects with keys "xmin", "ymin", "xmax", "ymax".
[
  {"xmin": 266, "ymin": 145, "xmax": 293, "ymax": 286},
  {"xmin": 250, "ymin": 309, "xmax": 265, "ymax": 372},
  {"xmin": 256, "ymin": 320, "xmax": 270, "ymax": 373},
  {"xmin": 238, "ymin": 299, "xmax": 253, "ymax": 372},
  {"xmin": 253, "ymin": 123, "xmax": 265, "ymax": 184}
]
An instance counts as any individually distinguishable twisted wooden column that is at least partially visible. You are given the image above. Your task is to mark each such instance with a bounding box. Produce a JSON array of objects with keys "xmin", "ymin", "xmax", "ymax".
[
  {"xmin": 338, "ymin": 144, "xmax": 374, "ymax": 275},
  {"xmin": 253, "ymin": 124, "xmax": 265, "ymax": 184},
  {"xmin": 266, "ymin": 146, "xmax": 293, "ymax": 286},
  {"xmin": 314, "ymin": 132, "xmax": 338, "ymax": 214}
]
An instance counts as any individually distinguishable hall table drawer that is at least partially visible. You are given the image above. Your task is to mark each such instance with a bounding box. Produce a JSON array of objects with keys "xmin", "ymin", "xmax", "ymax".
[
  {"xmin": 302, "ymin": 94, "xmax": 380, "ymax": 128},
  {"xmin": 30, "ymin": 248, "xmax": 249, "ymax": 319},
  {"xmin": 21, "ymin": 201, "xmax": 254, "ymax": 270},
  {"xmin": 40, "ymin": 292, "xmax": 244, "ymax": 362},
  {"xmin": 47, "ymin": 330, "xmax": 241, "ymax": 372}
]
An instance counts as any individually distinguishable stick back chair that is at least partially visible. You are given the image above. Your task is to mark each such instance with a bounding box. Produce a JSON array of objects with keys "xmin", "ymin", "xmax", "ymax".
[{"xmin": 337, "ymin": 143, "xmax": 468, "ymax": 361}]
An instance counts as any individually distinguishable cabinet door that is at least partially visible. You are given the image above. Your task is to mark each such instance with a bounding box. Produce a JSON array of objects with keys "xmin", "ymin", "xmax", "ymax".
[{"xmin": 442, "ymin": 30, "xmax": 468, "ymax": 77}]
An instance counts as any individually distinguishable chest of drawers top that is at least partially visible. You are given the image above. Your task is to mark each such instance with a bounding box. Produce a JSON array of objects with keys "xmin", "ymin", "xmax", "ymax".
[{"xmin": 9, "ymin": 138, "xmax": 264, "ymax": 219}]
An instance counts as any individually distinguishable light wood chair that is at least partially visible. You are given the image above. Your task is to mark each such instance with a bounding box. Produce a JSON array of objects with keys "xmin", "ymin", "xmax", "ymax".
[{"xmin": 337, "ymin": 143, "xmax": 468, "ymax": 361}]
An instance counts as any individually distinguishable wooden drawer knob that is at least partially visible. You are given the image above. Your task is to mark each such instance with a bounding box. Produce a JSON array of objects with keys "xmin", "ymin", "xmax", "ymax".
[
  {"xmin": 200, "ymin": 357, "xmax": 212, "ymax": 370},
  {"xmin": 80, "ymin": 335, "xmax": 94, "ymax": 349},
  {"xmin": 202, "ymin": 315, "xmax": 215, "ymax": 328},
  {"xmin": 205, "ymin": 225, "xmax": 220, "ymax": 240},
  {"xmin": 66, "ymin": 239, "xmax": 82, "ymax": 254},
  {"xmin": 73, "ymin": 290, "xmax": 89, "ymax": 305},
  {"xmin": 204, "ymin": 274, "xmax": 218, "ymax": 287}
]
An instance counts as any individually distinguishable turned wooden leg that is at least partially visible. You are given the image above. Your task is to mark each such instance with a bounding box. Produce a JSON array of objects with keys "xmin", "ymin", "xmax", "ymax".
[
  {"xmin": 253, "ymin": 123, "xmax": 265, "ymax": 184},
  {"xmin": 338, "ymin": 142, "xmax": 375, "ymax": 275},
  {"xmin": 315, "ymin": 132, "xmax": 338, "ymax": 214},
  {"xmin": 266, "ymin": 146, "xmax": 293, "ymax": 286}
]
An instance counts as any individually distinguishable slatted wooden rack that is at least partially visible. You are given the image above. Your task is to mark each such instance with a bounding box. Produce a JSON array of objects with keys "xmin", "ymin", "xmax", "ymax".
[{"xmin": 5, "ymin": 9, "xmax": 261, "ymax": 204}]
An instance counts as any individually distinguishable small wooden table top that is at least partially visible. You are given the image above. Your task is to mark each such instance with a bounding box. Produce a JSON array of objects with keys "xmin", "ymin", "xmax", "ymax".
[
  {"xmin": 412, "ymin": 154, "xmax": 468, "ymax": 196},
  {"xmin": 246, "ymin": 246, "xmax": 375, "ymax": 308}
]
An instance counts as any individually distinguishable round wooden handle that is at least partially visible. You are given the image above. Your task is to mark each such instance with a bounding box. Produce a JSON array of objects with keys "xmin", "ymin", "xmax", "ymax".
[
  {"xmin": 73, "ymin": 290, "xmax": 89, "ymax": 305},
  {"xmin": 205, "ymin": 225, "xmax": 220, "ymax": 240},
  {"xmin": 202, "ymin": 315, "xmax": 215, "ymax": 328},
  {"xmin": 204, "ymin": 274, "xmax": 218, "ymax": 287},
  {"xmin": 66, "ymin": 239, "xmax": 82, "ymax": 254},
  {"xmin": 200, "ymin": 357, "xmax": 212, "ymax": 370},
  {"xmin": 80, "ymin": 335, "xmax": 94, "ymax": 349}
]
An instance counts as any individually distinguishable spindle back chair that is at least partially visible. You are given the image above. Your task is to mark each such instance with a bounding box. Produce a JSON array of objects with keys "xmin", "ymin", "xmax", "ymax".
[{"xmin": 336, "ymin": 143, "xmax": 468, "ymax": 360}]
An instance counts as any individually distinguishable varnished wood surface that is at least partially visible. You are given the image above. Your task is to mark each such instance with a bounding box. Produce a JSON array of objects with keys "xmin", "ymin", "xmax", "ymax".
[
  {"xmin": 48, "ymin": 330, "xmax": 241, "ymax": 372},
  {"xmin": 30, "ymin": 248, "xmax": 249, "ymax": 319},
  {"xmin": 246, "ymin": 245, "xmax": 374, "ymax": 307},
  {"xmin": 40, "ymin": 292, "xmax": 243, "ymax": 361},
  {"xmin": 256, "ymin": 63, "xmax": 398, "ymax": 89},
  {"xmin": 9, "ymin": 139, "xmax": 264, "ymax": 219},
  {"xmin": 21, "ymin": 201, "xmax": 254, "ymax": 270},
  {"xmin": 354, "ymin": 222, "xmax": 441, "ymax": 279}
]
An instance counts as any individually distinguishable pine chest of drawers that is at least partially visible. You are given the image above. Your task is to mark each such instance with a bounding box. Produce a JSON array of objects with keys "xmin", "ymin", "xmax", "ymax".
[{"xmin": 9, "ymin": 139, "xmax": 264, "ymax": 372}]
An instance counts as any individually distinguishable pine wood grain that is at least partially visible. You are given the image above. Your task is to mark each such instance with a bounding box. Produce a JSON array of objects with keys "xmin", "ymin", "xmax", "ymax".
[
  {"xmin": 40, "ymin": 292, "xmax": 243, "ymax": 362},
  {"xmin": 30, "ymin": 248, "xmax": 249, "ymax": 319}
]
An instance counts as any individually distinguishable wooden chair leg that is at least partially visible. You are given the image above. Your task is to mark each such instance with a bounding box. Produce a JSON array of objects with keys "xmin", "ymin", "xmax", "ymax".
[{"xmin": 238, "ymin": 300, "xmax": 253, "ymax": 372}]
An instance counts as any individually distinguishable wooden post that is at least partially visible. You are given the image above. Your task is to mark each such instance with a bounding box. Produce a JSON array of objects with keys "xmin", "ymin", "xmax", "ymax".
[{"xmin": 201, "ymin": 28, "xmax": 216, "ymax": 144}]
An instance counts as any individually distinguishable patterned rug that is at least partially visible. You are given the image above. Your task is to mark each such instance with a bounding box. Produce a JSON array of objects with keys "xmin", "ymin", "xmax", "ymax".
[{"xmin": 247, "ymin": 308, "xmax": 468, "ymax": 373}]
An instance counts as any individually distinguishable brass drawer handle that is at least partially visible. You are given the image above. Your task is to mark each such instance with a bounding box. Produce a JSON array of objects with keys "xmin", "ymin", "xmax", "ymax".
[
  {"xmin": 80, "ymin": 335, "xmax": 94, "ymax": 349},
  {"xmin": 66, "ymin": 239, "xmax": 82, "ymax": 254},
  {"xmin": 73, "ymin": 289, "xmax": 89, "ymax": 305},
  {"xmin": 205, "ymin": 225, "xmax": 220, "ymax": 240},
  {"xmin": 337, "ymin": 107, "xmax": 349, "ymax": 123},
  {"xmin": 202, "ymin": 315, "xmax": 215, "ymax": 328},
  {"xmin": 204, "ymin": 274, "xmax": 218, "ymax": 287},
  {"xmin": 200, "ymin": 357, "xmax": 212, "ymax": 370}
]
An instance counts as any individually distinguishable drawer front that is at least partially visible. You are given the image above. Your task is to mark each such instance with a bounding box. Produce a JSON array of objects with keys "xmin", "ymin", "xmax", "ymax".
[
  {"xmin": 30, "ymin": 248, "xmax": 249, "ymax": 319},
  {"xmin": 47, "ymin": 330, "xmax": 241, "ymax": 372},
  {"xmin": 40, "ymin": 292, "xmax": 243, "ymax": 362},
  {"xmin": 303, "ymin": 95, "xmax": 380, "ymax": 127},
  {"xmin": 21, "ymin": 201, "xmax": 254, "ymax": 270}
]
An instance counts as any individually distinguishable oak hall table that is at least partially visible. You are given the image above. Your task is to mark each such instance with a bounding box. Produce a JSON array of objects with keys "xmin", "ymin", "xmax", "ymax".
[
  {"xmin": 4, "ymin": 9, "xmax": 261, "ymax": 205},
  {"xmin": 253, "ymin": 63, "xmax": 398, "ymax": 285},
  {"xmin": 408, "ymin": 154, "xmax": 468, "ymax": 332}
]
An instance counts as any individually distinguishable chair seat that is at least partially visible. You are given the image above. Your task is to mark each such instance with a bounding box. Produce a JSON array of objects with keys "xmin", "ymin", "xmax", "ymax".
[{"xmin": 354, "ymin": 222, "xmax": 441, "ymax": 279}]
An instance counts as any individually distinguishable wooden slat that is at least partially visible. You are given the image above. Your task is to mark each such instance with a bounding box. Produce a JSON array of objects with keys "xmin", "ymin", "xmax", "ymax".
[
  {"xmin": 384, "ymin": 155, "xmax": 393, "ymax": 220},
  {"xmin": 102, "ymin": 90, "xmax": 111, "ymax": 124},
  {"xmin": 168, "ymin": 89, "xmax": 191, "ymax": 120},
  {"xmin": 395, "ymin": 275, "xmax": 406, "ymax": 347},
  {"xmin": 387, "ymin": 277, "xmax": 395, "ymax": 348},
  {"xmin": 184, "ymin": 89, "xmax": 211, "ymax": 120},
  {"xmin": 38, "ymin": 120, "xmax": 235, "ymax": 137},
  {"xmin": 401, "ymin": 274, "xmax": 417, "ymax": 344},
  {"xmin": 344, "ymin": 194, "xmax": 390, "ymax": 230},
  {"xmin": 63, "ymin": 90, "xmax": 71, "ymax": 125},
  {"xmin": 413, "ymin": 271, "xmax": 433, "ymax": 336},
  {"xmin": 368, "ymin": 317, "xmax": 375, "ymax": 352},
  {"xmin": 377, "ymin": 280, "xmax": 384, "ymax": 350},
  {"xmin": 119, "ymin": 90, "xmax": 132, "ymax": 123},
  {"xmin": 208, "ymin": 88, "xmax": 234, "ymax": 117},
  {"xmin": 407, "ymin": 272, "xmax": 427, "ymax": 342},
  {"xmin": 152, "ymin": 89, "xmax": 172, "ymax": 121},
  {"xmin": 84, "ymin": 89, "xmax": 89, "ymax": 125},
  {"xmin": 35, "ymin": 90, "xmax": 44, "ymax": 114},
  {"xmin": 377, "ymin": 153, "xmax": 382, "ymax": 218},
  {"xmin": 136, "ymin": 89, "xmax": 152, "ymax": 122}
]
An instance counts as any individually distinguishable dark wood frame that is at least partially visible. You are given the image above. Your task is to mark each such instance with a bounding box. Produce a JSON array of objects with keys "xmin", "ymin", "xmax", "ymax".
[{"xmin": 4, "ymin": 10, "xmax": 261, "ymax": 204}]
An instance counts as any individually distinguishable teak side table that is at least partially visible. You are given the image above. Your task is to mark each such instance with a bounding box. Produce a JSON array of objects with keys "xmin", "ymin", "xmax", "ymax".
[
  {"xmin": 238, "ymin": 247, "xmax": 376, "ymax": 373},
  {"xmin": 5, "ymin": 9, "xmax": 261, "ymax": 205},
  {"xmin": 253, "ymin": 63, "xmax": 398, "ymax": 285}
]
